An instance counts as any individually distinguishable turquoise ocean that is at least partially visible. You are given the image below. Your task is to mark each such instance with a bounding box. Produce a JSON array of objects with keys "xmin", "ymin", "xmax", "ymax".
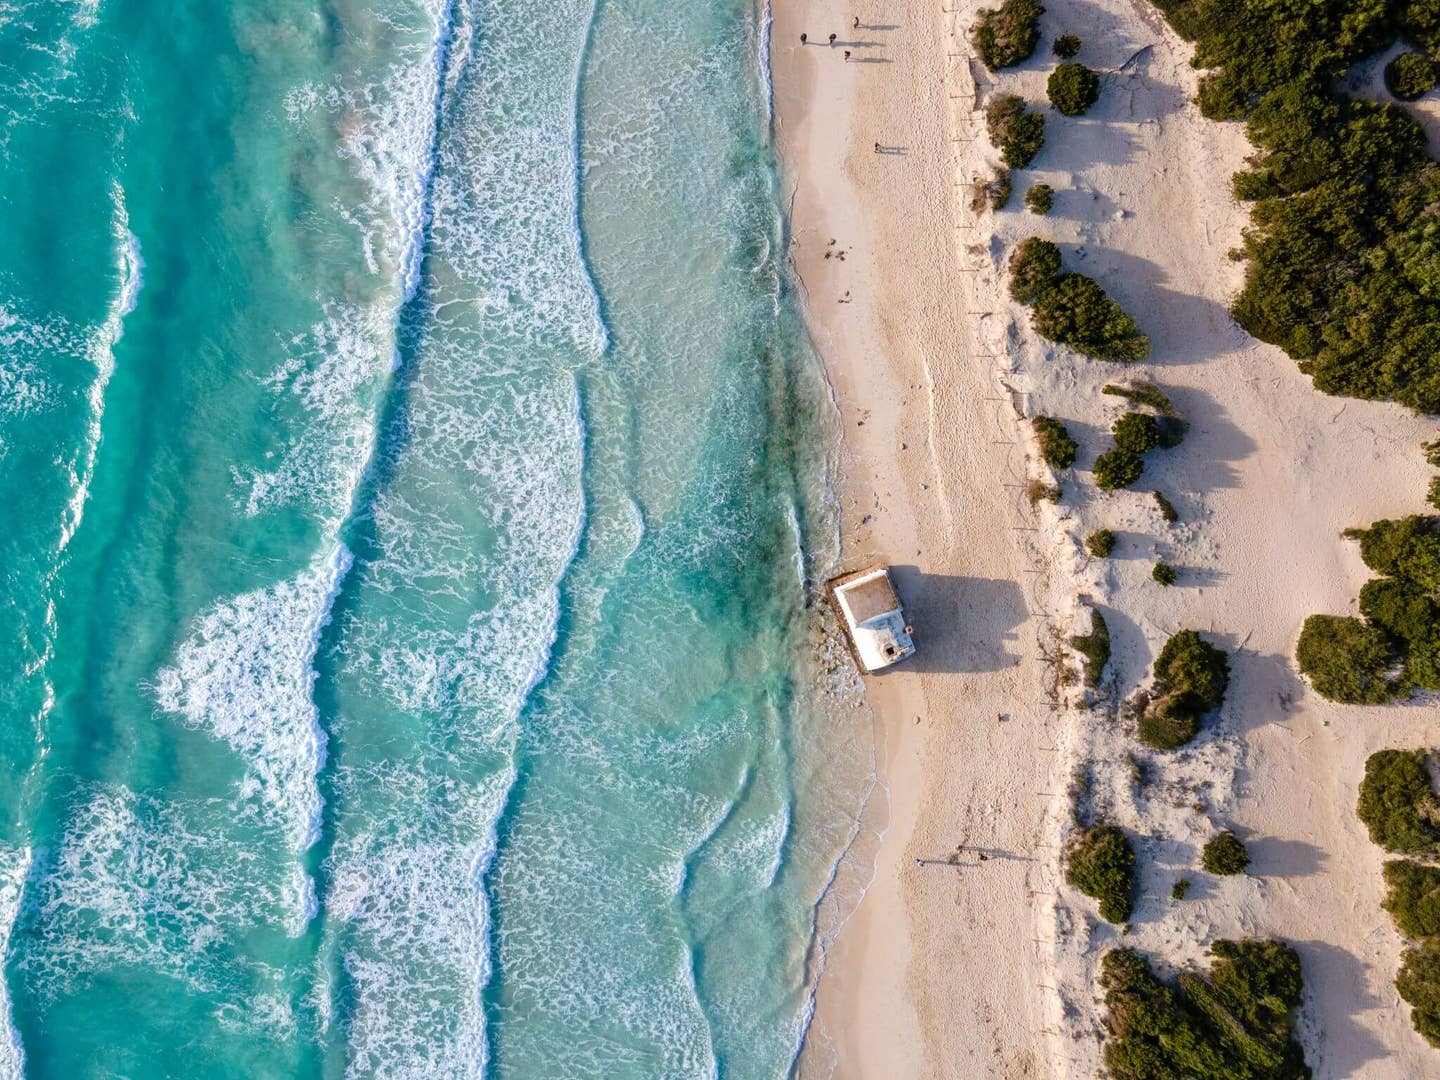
[{"xmin": 0, "ymin": 0, "xmax": 876, "ymax": 1075}]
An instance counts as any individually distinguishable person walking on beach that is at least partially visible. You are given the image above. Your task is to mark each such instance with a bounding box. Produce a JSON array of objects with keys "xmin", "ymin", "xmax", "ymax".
[
  {"xmin": 853, "ymin": 16, "xmax": 860, "ymax": 28},
  {"xmin": 800, "ymin": 32, "xmax": 807, "ymax": 44},
  {"xmin": 828, "ymin": 33, "xmax": 837, "ymax": 45},
  {"xmin": 844, "ymin": 50, "xmax": 852, "ymax": 61}
]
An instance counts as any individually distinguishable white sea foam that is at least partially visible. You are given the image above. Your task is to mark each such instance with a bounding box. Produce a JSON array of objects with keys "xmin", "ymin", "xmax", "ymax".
[
  {"xmin": 153, "ymin": 545, "xmax": 351, "ymax": 855},
  {"xmin": 58, "ymin": 193, "xmax": 140, "ymax": 554},
  {"xmin": 0, "ymin": 845, "xmax": 31, "ymax": 1080},
  {"xmin": 23, "ymin": 787, "xmax": 293, "ymax": 997}
]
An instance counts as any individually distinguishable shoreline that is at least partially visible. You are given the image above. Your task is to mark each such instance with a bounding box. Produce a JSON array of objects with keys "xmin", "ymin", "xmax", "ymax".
[
  {"xmin": 775, "ymin": 0, "xmax": 1440, "ymax": 1076},
  {"xmin": 771, "ymin": 1, "xmax": 1061, "ymax": 1075}
]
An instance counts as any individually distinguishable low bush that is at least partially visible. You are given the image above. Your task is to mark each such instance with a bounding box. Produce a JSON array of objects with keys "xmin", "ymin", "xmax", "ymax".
[
  {"xmin": 1008, "ymin": 238, "xmax": 1149, "ymax": 360},
  {"xmin": 1426, "ymin": 438, "xmax": 1440, "ymax": 468},
  {"xmin": 1009, "ymin": 236, "xmax": 1062, "ymax": 303},
  {"xmin": 1066, "ymin": 823, "xmax": 1135, "ymax": 923},
  {"xmin": 1153, "ymin": 491, "xmax": 1178, "ymax": 523},
  {"xmin": 1112, "ymin": 412, "xmax": 1162, "ymax": 453},
  {"xmin": 1139, "ymin": 630, "xmax": 1229, "ymax": 750},
  {"xmin": 1357, "ymin": 749, "xmax": 1440, "ymax": 855},
  {"xmin": 987, "ymin": 168, "xmax": 1013, "ymax": 210},
  {"xmin": 1171, "ymin": 878, "xmax": 1191, "ymax": 901},
  {"xmin": 1026, "ymin": 478, "xmax": 1061, "ymax": 504},
  {"xmin": 1072, "ymin": 610, "xmax": 1111, "ymax": 687},
  {"xmin": 1100, "ymin": 941, "xmax": 1310, "ymax": 1079},
  {"xmin": 1033, "ymin": 415, "xmax": 1077, "ymax": 468},
  {"xmin": 1032, "ymin": 274, "xmax": 1150, "ymax": 361},
  {"xmin": 1053, "ymin": 33, "xmax": 1080, "ymax": 58},
  {"xmin": 1202, "ymin": 831, "xmax": 1250, "ymax": 875},
  {"xmin": 1153, "ymin": 561, "xmax": 1177, "ymax": 586},
  {"xmin": 1048, "ymin": 61, "xmax": 1100, "ymax": 116},
  {"xmin": 985, "ymin": 94, "xmax": 1046, "ymax": 168},
  {"xmin": 1086, "ymin": 528, "xmax": 1116, "ymax": 557},
  {"xmin": 1094, "ymin": 448, "xmax": 1144, "ymax": 490},
  {"xmin": 1103, "ymin": 381, "xmax": 1177, "ymax": 415},
  {"xmin": 1398, "ymin": 938, "xmax": 1440, "ymax": 1047},
  {"xmin": 1388, "ymin": 52, "xmax": 1438, "ymax": 101},
  {"xmin": 1429, "ymin": 476, "xmax": 1440, "ymax": 510},
  {"xmin": 972, "ymin": 0, "xmax": 1044, "ymax": 70},
  {"xmin": 1383, "ymin": 860, "xmax": 1440, "ymax": 939},
  {"xmin": 1025, "ymin": 182, "xmax": 1054, "ymax": 214},
  {"xmin": 1296, "ymin": 614, "xmax": 1398, "ymax": 704}
]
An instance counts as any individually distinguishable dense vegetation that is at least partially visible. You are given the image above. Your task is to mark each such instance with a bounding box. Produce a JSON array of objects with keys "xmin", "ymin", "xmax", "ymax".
[
  {"xmin": 1153, "ymin": 561, "xmax": 1178, "ymax": 586},
  {"xmin": 1066, "ymin": 823, "xmax": 1136, "ymax": 923},
  {"xmin": 1113, "ymin": 412, "xmax": 1163, "ymax": 453},
  {"xmin": 1296, "ymin": 516, "xmax": 1440, "ymax": 702},
  {"xmin": 1357, "ymin": 749, "xmax": 1440, "ymax": 854},
  {"xmin": 1032, "ymin": 415, "xmax": 1077, "ymax": 468},
  {"xmin": 1398, "ymin": 938, "xmax": 1440, "ymax": 1045},
  {"xmin": 1048, "ymin": 62, "xmax": 1100, "ymax": 115},
  {"xmin": 1358, "ymin": 750, "xmax": 1440, "ymax": 1046},
  {"xmin": 1203, "ymin": 831, "xmax": 1251, "ymax": 875},
  {"xmin": 1139, "ymin": 630, "xmax": 1229, "ymax": 749},
  {"xmin": 1009, "ymin": 238, "xmax": 1150, "ymax": 361},
  {"xmin": 1388, "ymin": 51, "xmax": 1438, "ymax": 100},
  {"xmin": 1151, "ymin": 0, "xmax": 1440, "ymax": 411},
  {"xmin": 1100, "ymin": 941, "xmax": 1311, "ymax": 1079},
  {"xmin": 1086, "ymin": 528, "xmax": 1117, "ymax": 557},
  {"xmin": 1053, "ymin": 33, "xmax": 1081, "ymax": 58},
  {"xmin": 1103, "ymin": 381, "xmax": 1177, "ymax": 415},
  {"xmin": 986, "ymin": 94, "xmax": 1046, "ymax": 167},
  {"xmin": 1025, "ymin": 182, "xmax": 1054, "ymax": 214},
  {"xmin": 1383, "ymin": 859, "xmax": 1440, "ymax": 938},
  {"xmin": 1072, "ymin": 610, "xmax": 1112, "ymax": 687},
  {"xmin": 972, "ymin": 0, "xmax": 1044, "ymax": 70}
]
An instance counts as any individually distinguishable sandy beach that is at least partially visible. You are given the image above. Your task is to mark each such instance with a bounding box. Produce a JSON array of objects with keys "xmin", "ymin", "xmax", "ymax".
[{"xmin": 775, "ymin": 0, "xmax": 1440, "ymax": 1076}]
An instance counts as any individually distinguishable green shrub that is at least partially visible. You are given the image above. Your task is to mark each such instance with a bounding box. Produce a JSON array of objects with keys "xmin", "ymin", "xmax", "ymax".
[
  {"xmin": 1153, "ymin": 491, "xmax": 1178, "ymax": 523},
  {"xmin": 1383, "ymin": 859, "xmax": 1440, "ymax": 938},
  {"xmin": 1352, "ymin": 517, "xmax": 1440, "ymax": 591},
  {"xmin": 1360, "ymin": 577, "xmax": 1439, "ymax": 644},
  {"xmin": 1025, "ymin": 182, "xmax": 1054, "ymax": 214},
  {"xmin": 1031, "ymin": 273, "xmax": 1150, "ymax": 361},
  {"xmin": 1112, "ymin": 411, "xmax": 1163, "ymax": 453},
  {"xmin": 1202, "ymin": 832, "xmax": 1250, "ymax": 875},
  {"xmin": 1094, "ymin": 448, "xmax": 1144, "ymax": 489},
  {"xmin": 972, "ymin": 0, "xmax": 1044, "ymax": 70},
  {"xmin": 1425, "ymin": 437, "xmax": 1440, "ymax": 468},
  {"xmin": 985, "ymin": 94, "xmax": 1046, "ymax": 167},
  {"xmin": 1388, "ymin": 52, "xmax": 1438, "ymax": 101},
  {"xmin": 1103, "ymin": 381, "xmax": 1177, "ymax": 415},
  {"xmin": 1086, "ymin": 528, "xmax": 1116, "ymax": 557},
  {"xmin": 1100, "ymin": 941, "xmax": 1310, "ymax": 1080},
  {"xmin": 987, "ymin": 168, "xmax": 1013, "ymax": 210},
  {"xmin": 1048, "ymin": 62, "xmax": 1100, "ymax": 116},
  {"xmin": 1053, "ymin": 33, "xmax": 1081, "ymax": 58},
  {"xmin": 1153, "ymin": 561, "xmax": 1178, "ymax": 586},
  {"xmin": 1429, "ymin": 476, "xmax": 1440, "ymax": 510},
  {"xmin": 1026, "ymin": 478, "xmax": 1061, "ymax": 504},
  {"xmin": 1066, "ymin": 823, "xmax": 1135, "ymax": 923},
  {"xmin": 1009, "ymin": 236, "xmax": 1062, "ymax": 303},
  {"xmin": 1007, "ymin": 241, "xmax": 1149, "ymax": 360},
  {"xmin": 1072, "ymin": 610, "xmax": 1111, "ymax": 687},
  {"xmin": 1033, "ymin": 415, "xmax": 1077, "ymax": 468},
  {"xmin": 1296, "ymin": 614, "xmax": 1398, "ymax": 704},
  {"xmin": 1357, "ymin": 749, "xmax": 1440, "ymax": 854},
  {"xmin": 1139, "ymin": 630, "xmax": 1229, "ymax": 750},
  {"xmin": 1171, "ymin": 878, "xmax": 1191, "ymax": 900},
  {"xmin": 1398, "ymin": 938, "xmax": 1440, "ymax": 1047}
]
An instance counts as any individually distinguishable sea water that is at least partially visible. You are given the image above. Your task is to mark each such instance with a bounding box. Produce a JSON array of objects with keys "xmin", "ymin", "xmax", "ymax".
[{"xmin": 0, "ymin": 0, "xmax": 874, "ymax": 1075}]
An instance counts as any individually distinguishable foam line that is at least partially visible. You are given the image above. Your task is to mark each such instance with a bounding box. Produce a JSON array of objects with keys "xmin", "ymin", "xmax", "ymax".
[{"xmin": 0, "ymin": 846, "xmax": 30, "ymax": 1080}]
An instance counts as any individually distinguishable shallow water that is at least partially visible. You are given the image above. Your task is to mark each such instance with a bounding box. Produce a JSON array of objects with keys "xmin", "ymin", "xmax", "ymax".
[{"xmin": 0, "ymin": 0, "xmax": 873, "ymax": 1075}]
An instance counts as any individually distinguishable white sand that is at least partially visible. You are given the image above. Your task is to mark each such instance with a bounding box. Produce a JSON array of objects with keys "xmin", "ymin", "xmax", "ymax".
[{"xmin": 775, "ymin": 0, "xmax": 1440, "ymax": 1076}]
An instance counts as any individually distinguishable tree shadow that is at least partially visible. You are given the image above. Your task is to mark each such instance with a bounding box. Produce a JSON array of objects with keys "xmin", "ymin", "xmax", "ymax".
[
  {"xmin": 1145, "ymin": 385, "xmax": 1258, "ymax": 493},
  {"xmin": 1243, "ymin": 836, "xmax": 1328, "ymax": 878},
  {"xmin": 1225, "ymin": 649, "xmax": 1307, "ymax": 736},
  {"xmin": 883, "ymin": 567, "xmax": 1029, "ymax": 674},
  {"xmin": 1294, "ymin": 940, "xmax": 1392, "ymax": 1077}
]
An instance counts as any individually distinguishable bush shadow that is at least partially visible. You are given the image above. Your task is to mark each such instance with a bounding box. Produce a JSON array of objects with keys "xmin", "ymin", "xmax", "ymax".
[
  {"xmin": 1243, "ymin": 836, "xmax": 1328, "ymax": 878},
  {"xmin": 885, "ymin": 566, "xmax": 1029, "ymax": 674}
]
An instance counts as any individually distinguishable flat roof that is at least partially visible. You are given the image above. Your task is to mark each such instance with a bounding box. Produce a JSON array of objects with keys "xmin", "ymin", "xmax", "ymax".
[{"xmin": 836, "ymin": 569, "xmax": 900, "ymax": 624}]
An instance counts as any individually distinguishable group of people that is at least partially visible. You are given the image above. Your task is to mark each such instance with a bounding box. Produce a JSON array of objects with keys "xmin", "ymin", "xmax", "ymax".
[{"xmin": 799, "ymin": 15, "xmax": 863, "ymax": 51}]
